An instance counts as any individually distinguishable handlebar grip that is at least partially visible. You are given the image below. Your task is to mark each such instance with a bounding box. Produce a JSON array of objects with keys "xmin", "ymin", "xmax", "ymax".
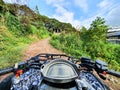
[
  {"xmin": 0, "ymin": 67, "xmax": 14, "ymax": 76},
  {"xmin": 107, "ymin": 70, "xmax": 120, "ymax": 78}
]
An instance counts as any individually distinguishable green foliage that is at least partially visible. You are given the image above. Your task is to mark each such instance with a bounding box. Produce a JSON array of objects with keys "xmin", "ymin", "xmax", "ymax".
[
  {"xmin": 50, "ymin": 35, "xmax": 61, "ymax": 49},
  {"xmin": 51, "ymin": 33, "xmax": 90, "ymax": 58},
  {"xmin": 35, "ymin": 5, "xmax": 40, "ymax": 15},
  {"xmin": 0, "ymin": 0, "xmax": 4, "ymax": 4},
  {"xmin": 113, "ymin": 45, "xmax": 120, "ymax": 64},
  {"xmin": 88, "ymin": 17, "xmax": 109, "ymax": 42},
  {"xmin": 0, "ymin": 24, "xmax": 49, "ymax": 68},
  {"xmin": 109, "ymin": 60, "xmax": 120, "ymax": 71},
  {"xmin": 0, "ymin": 25, "xmax": 30, "ymax": 68},
  {"xmin": 0, "ymin": 5, "xmax": 50, "ymax": 68},
  {"xmin": 51, "ymin": 17, "xmax": 120, "ymax": 71},
  {"xmin": 81, "ymin": 17, "xmax": 109, "ymax": 59},
  {"xmin": 4, "ymin": 12, "xmax": 27, "ymax": 36},
  {"xmin": 30, "ymin": 25, "xmax": 50, "ymax": 39}
]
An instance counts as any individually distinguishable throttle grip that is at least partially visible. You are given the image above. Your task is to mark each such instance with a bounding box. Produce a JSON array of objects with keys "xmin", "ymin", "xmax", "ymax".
[
  {"xmin": 0, "ymin": 67, "xmax": 14, "ymax": 76},
  {"xmin": 107, "ymin": 70, "xmax": 120, "ymax": 78}
]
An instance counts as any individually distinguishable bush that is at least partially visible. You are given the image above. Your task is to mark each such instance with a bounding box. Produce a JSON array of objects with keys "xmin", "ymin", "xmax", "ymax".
[
  {"xmin": 4, "ymin": 12, "xmax": 27, "ymax": 36},
  {"xmin": 51, "ymin": 31, "xmax": 120, "ymax": 71},
  {"xmin": 0, "ymin": 13, "xmax": 50, "ymax": 68},
  {"xmin": 51, "ymin": 33, "xmax": 87, "ymax": 58},
  {"xmin": 30, "ymin": 25, "xmax": 50, "ymax": 39}
]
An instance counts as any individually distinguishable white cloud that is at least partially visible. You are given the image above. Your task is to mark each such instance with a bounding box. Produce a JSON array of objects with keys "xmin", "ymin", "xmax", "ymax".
[
  {"xmin": 81, "ymin": 0, "xmax": 120, "ymax": 28},
  {"xmin": 106, "ymin": 6, "xmax": 120, "ymax": 26},
  {"xmin": 80, "ymin": 18, "xmax": 94, "ymax": 28},
  {"xmin": 3, "ymin": 0, "xmax": 13, "ymax": 3},
  {"xmin": 45, "ymin": 0, "xmax": 89, "ymax": 27},
  {"xmin": 46, "ymin": 0, "xmax": 65, "ymax": 7},
  {"xmin": 97, "ymin": 0, "xmax": 120, "ymax": 27},
  {"xmin": 46, "ymin": 0, "xmax": 120, "ymax": 28},
  {"xmin": 46, "ymin": 0, "xmax": 64, "ymax": 4},
  {"xmin": 98, "ymin": 0, "xmax": 112, "ymax": 8},
  {"xmin": 45, "ymin": 0, "xmax": 81, "ymax": 27},
  {"xmin": 52, "ymin": 6, "xmax": 81, "ymax": 27},
  {"xmin": 3, "ymin": 0, "xmax": 28, "ymax": 5},
  {"xmin": 74, "ymin": 0, "xmax": 88, "ymax": 12},
  {"xmin": 97, "ymin": 0, "xmax": 117, "ymax": 13}
]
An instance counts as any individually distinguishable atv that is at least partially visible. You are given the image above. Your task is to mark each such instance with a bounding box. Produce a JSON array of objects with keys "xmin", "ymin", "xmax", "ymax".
[{"xmin": 0, "ymin": 54, "xmax": 120, "ymax": 90}]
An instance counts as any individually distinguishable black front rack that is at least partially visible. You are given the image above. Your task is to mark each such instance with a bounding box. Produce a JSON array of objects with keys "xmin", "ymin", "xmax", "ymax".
[{"xmin": 27, "ymin": 53, "xmax": 78, "ymax": 63}]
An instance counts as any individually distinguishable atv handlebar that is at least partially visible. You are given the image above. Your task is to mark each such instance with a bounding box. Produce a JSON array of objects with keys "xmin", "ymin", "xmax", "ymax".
[
  {"xmin": 107, "ymin": 70, "xmax": 120, "ymax": 78},
  {"xmin": 0, "ymin": 66, "xmax": 14, "ymax": 76},
  {"xmin": 0, "ymin": 54, "xmax": 120, "ymax": 78},
  {"xmin": 79, "ymin": 57, "xmax": 120, "ymax": 78}
]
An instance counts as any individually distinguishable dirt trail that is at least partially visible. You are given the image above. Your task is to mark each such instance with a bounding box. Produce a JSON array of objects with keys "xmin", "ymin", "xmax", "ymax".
[
  {"xmin": 23, "ymin": 37, "xmax": 64, "ymax": 60},
  {"xmin": 0, "ymin": 37, "xmax": 63, "ymax": 82}
]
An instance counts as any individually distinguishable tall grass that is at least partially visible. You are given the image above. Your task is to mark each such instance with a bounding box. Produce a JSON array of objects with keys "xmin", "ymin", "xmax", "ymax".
[
  {"xmin": 50, "ymin": 33, "xmax": 90, "ymax": 58},
  {"xmin": 51, "ymin": 32, "xmax": 120, "ymax": 71},
  {"xmin": 0, "ymin": 25, "xmax": 31, "ymax": 68},
  {"xmin": 0, "ymin": 12, "xmax": 50, "ymax": 68},
  {"xmin": 30, "ymin": 25, "xmax": 50, "ymax": 39}
]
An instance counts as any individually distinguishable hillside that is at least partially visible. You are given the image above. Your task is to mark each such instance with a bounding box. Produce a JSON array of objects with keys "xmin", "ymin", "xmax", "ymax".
[{"xmin": 0, "ymin": 0, "xmax": 75, "ymax": 68}]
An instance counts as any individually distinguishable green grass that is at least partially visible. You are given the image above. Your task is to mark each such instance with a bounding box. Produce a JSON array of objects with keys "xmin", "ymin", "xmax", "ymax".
[
  {"xmin": 0, "ymin": 11, "xmax": 50, "ymax": 68},
  {"xmin": 50, "ymin": 33, "xmax": 120, "ymax": 71},
  {"xmin": 0, "ymin": 45, "xmax": 27, "ymax": 68},
  {"xmin": 0, "ymin": 27, "xmax": 49, "ymax": 68},
  {"xmin": 50, "ymin": 33, "xmax": 90, "ymax": 58},
  {"xmin": 0, "ymin": 31, "xmax": 49, "ymax": 68},
  {"xmin": 0, "ymin": 27, "xmax": 32, "ymax": 68}
]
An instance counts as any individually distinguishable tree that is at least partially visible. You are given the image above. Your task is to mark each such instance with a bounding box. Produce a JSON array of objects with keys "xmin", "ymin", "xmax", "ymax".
[
  {"xmin": 81, "ymin": 17, "xmax": 109, "ymax": 59},
  {"xmin": 0, "ymin": 0, "xmax": 4, "ymax": 5},
  {"xmin": 81, "ymin": 26, "xmax": 87, "ymax": 32},
  {"xmin": 88, "ymin": 17, "xmax": 109, "ymax": 42},
  {"xmin": 35, "ymin": 5, "xmax": 40, "ymax": 15},
  {"xmin": 80, "ymin": 26, "xmax": 89, "ymax": 42}
]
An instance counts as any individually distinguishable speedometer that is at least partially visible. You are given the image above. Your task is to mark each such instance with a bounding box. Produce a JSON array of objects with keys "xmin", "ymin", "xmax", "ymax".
[{"xmin": 41, "ymin": 59, "xmax": 79, "ymax": 83}]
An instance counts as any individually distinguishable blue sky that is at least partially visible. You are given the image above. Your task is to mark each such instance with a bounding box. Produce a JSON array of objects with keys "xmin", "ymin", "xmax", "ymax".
[{"xmin": 3, "ymin": 0, "xmax": 120, "ymax": 28}]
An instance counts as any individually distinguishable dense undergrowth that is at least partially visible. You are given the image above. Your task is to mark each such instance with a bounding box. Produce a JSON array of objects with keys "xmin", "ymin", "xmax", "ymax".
[
  {"xmin": 51, "ymin": 33, "xmax": 120, "ymax": 71},
  {"xmin": 51, "ymin": 17, "xmax": 120, "ymax": 71},
  {"xmin": 0, "ymin": 12, "xmax": 49, "ymax": 68}
]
